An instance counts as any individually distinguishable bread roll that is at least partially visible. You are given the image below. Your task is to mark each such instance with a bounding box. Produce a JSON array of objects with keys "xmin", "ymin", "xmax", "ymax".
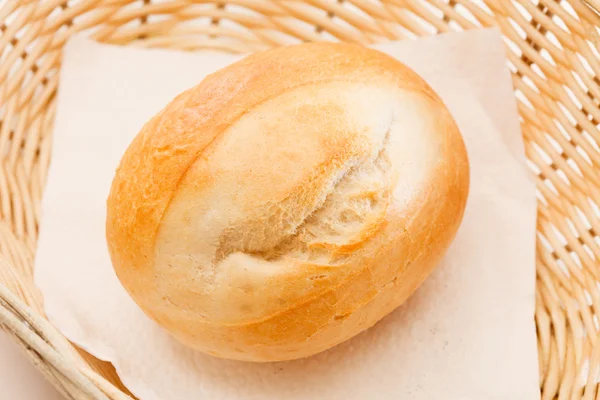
[{"xmin": 106, "ymin": 42, "xmax": 469, "ymax": 362}]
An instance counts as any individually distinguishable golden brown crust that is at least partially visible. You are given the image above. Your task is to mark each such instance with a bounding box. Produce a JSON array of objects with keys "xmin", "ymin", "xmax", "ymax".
[{"xmin": 106, "ymin": 42, "xmax": 469, "ymax": 362}]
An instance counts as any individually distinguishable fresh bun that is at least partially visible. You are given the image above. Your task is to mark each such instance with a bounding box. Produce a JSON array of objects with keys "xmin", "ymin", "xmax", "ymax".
[{"xmin": 106, "ymin": 42, "xmax": 469, "ymax": 362}]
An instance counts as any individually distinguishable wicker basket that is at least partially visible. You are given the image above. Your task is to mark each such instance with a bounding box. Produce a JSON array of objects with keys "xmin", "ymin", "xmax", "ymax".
[{"xmin": 1, "ymin": 0, "xmax": 599, "ymax": 399}]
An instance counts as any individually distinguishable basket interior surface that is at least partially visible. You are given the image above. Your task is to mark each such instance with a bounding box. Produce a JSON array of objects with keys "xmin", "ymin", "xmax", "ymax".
[{"xmin": 1, "ymin": 1, "xmax": 600, "ymax": 399}]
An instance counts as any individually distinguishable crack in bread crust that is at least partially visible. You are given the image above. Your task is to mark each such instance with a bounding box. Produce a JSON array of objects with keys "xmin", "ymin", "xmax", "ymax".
[
  {"xmin": 214, "ymin": 122, "xmax": 392, "ymax": 267},
  {"xmin": 154, "ymin": 78, "xmax": 383, "ymax": 256}
]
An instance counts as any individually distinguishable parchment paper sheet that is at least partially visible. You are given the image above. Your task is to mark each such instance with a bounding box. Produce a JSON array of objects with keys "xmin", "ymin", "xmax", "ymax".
[{"xmin": 35, "ymin": 29, "xmax": 540, "ymax": 399}]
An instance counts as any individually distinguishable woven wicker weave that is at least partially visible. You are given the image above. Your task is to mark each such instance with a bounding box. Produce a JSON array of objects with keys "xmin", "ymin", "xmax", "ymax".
[{"xmin": 1, "ymin": 0, "xmax": 599, "ymax": 399}]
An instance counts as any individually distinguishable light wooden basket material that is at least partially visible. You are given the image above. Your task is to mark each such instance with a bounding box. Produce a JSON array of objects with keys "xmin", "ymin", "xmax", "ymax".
[{"xmin": 0, "ymin": 0, "xmax": 600, "ymax": 398}]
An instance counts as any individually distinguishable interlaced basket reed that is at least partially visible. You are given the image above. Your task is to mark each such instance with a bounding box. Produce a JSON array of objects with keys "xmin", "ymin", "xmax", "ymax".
[{"xmin": 1, "ymin": 0, "xmax": 600, "ymax": 399}]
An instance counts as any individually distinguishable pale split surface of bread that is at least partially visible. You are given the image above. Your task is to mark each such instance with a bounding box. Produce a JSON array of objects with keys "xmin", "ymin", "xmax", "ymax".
[{"xmin": 106, "ymin": 42, "xmax": 470, "ymax": 362}]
